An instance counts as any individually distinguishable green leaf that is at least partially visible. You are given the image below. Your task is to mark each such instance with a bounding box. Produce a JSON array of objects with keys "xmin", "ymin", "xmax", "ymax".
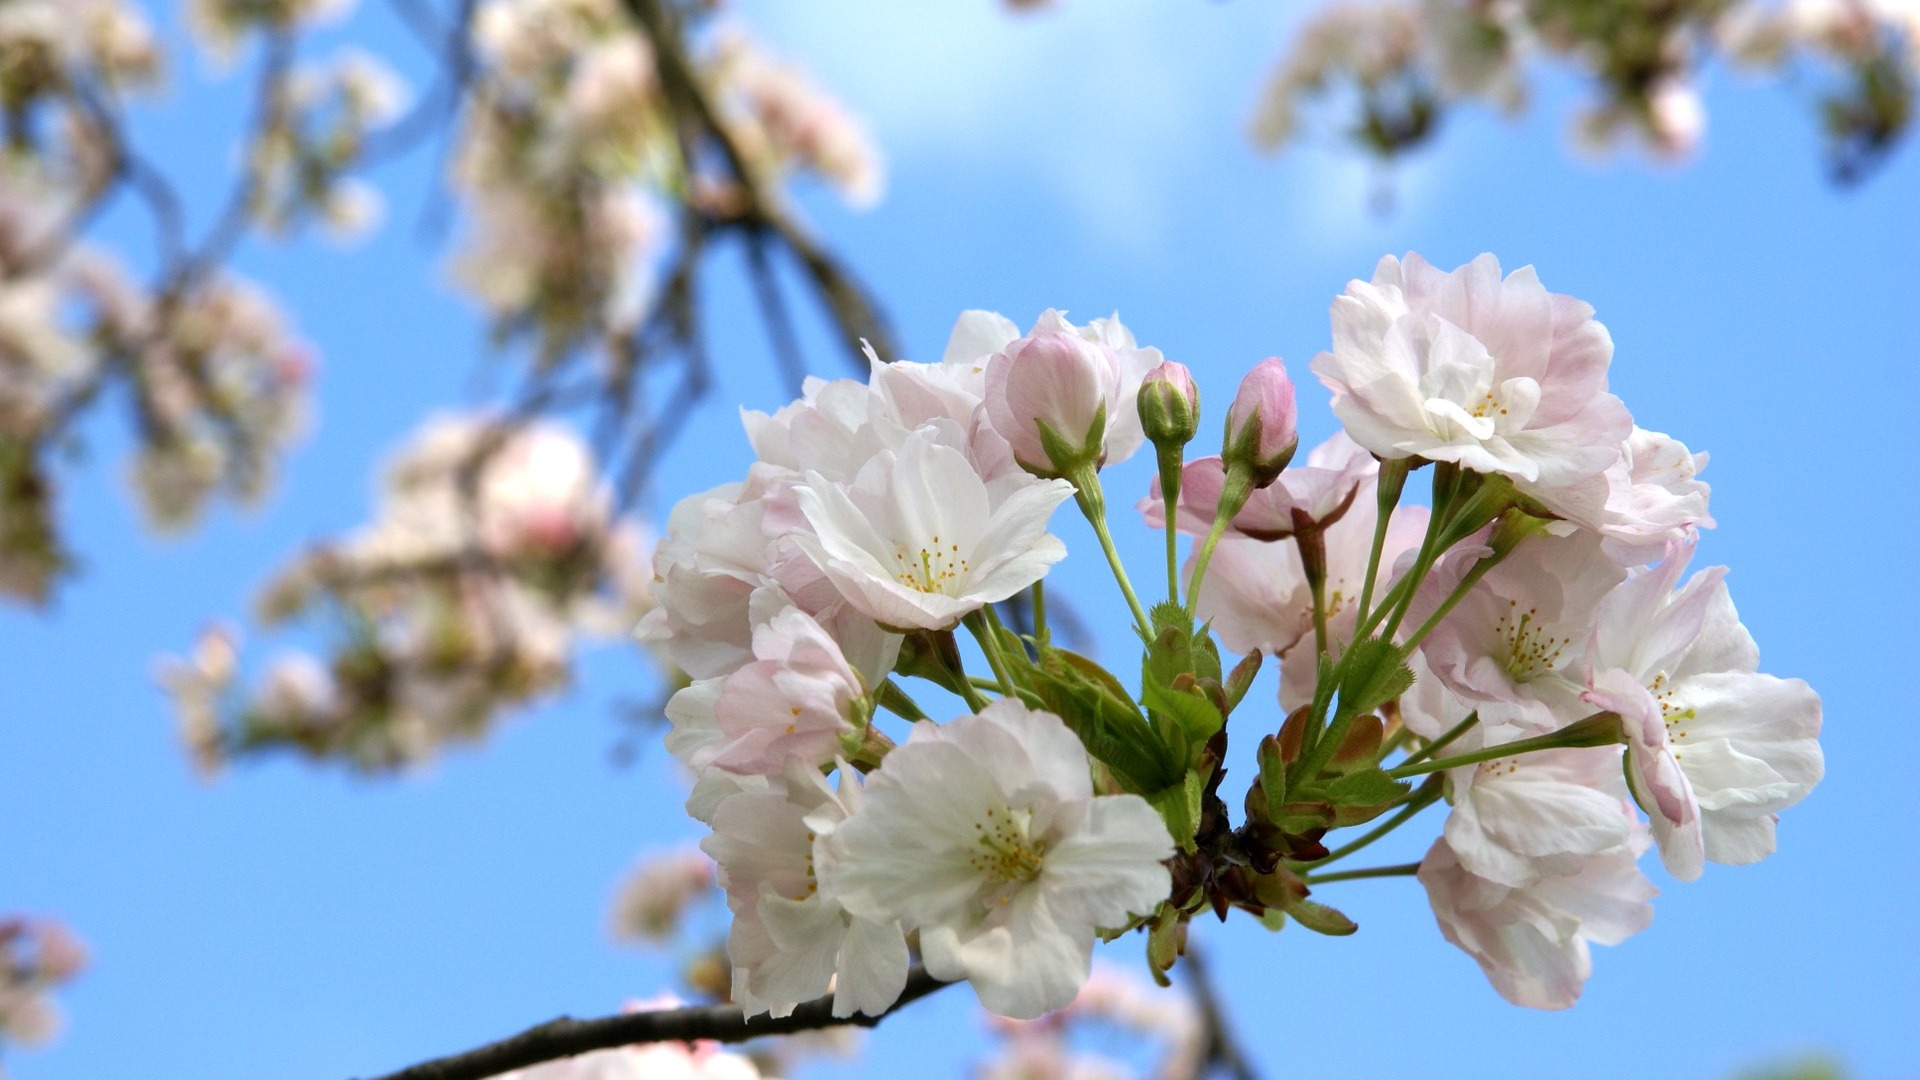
[
  {"xmin": 1223, "ymin": 650, "xmax": 1263, "ymax": 713},
  {"xmin": 1141, "ymin": 680, "xmax": 1225, "ymax": 767},
  {"xmin": 1287, "ymin": 899, "xmax": 1358, "ymax": 936},
  {"xmin": 1027, "ymin": 646, "xmax": 1175, "ymax": 793},
  {"xmin": 1324, "ymin": 767, "xmax": 1412, "ymax": 807}
]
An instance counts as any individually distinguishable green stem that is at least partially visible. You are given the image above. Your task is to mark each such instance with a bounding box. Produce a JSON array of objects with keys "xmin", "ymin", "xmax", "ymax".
[
  {"xmin": 1398, "ymin": 711, "xmax": 1479, "ymax": 770},
  {"xmin": 1067, "ymin": 465, "xmax": 1152, "ymax": 640},
  {"xmin": 1156, "ymin": 444, "xmax": 1184, "ymax": 604},
  {"xmin": 1400, "ymin": 552, "xmax": 1505, "ymax": 654},
  {"xmin": 1389, "ymin": 712, "xmax": 1623, "ymax": 779},
  {"xmin": 1305, "ymin": 861, "xmax": 1422, "ymax": 885},
  {"xmin": 963, "ymin": 611, "xmax": 1017, "ymax": 697},
  {"xmin": 1031, "ymin": 580, "xmax": 1049, "ymax": 645},
  {"xmin": 1374, "ymin": 464, "xmax": 1463, "ymax": 643},
  {"xmin": 1354, "ymin": 457, "xmax": 1411, "ymax": 628},
  {"xmin": 1184, "ymin": 460, "xmax": 1254, "ymax": 619}
]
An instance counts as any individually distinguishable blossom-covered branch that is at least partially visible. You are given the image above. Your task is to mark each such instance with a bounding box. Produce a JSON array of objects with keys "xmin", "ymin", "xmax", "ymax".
[
  {"xmin": 1249, "ymin": 0, "xmax": 1918, "ymax": 181},
  {"xmin": 358, "ymin": 965, "xmax": 949, "ymax": 1080}
]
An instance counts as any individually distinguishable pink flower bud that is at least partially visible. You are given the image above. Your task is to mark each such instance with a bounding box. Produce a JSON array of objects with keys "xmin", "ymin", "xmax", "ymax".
[
  {"xmin": 1222, "ymin": 357, "xmax": 1298, "ymax": 487},
  {"xmin": 1137, "ymin": 361, "xmax": 1199, "ymax": 449},
  {"xmin": 985, "ymin": 320, "xmax": 1116, "ymax": 476}
]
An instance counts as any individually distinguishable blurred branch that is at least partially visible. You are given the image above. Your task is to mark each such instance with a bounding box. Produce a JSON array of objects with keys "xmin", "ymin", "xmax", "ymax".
[
  {"xmin": 620, "ymin": 0, "xmax": 899, "ymax": 367},
  {"xmin": 1184, "ymin": 942, "xmax": 1262, "ymax": 1080},
  {"xmin": 357, "ymin": 965, "xmax": 951, "ymax": 1080}
]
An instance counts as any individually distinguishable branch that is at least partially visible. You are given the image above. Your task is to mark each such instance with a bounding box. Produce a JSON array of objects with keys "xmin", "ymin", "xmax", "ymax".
[
  {"xmin": 1183, "ymin": 942, "xmax": 1262, "ymax": 1080},
  {"xmin": 356, "ymin": 966, "xmax": 952, "ymax": 1080},
  {"xmin": 619, "ymin": 0, "xmax": 898, "ymax": 367}
]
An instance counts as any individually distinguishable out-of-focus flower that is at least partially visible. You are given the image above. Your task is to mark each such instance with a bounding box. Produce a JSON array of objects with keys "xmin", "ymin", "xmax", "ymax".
[
  {"xmin": 0, "ymin": 917, "xmax": 87, "ymax": 1054},
  {"xmin": 163, "ymin": 416, "xmax": 654, "ymax": 771},
  {"xmin": 610, "ymin": 847, "xmax": 717, "ymax": 944}
]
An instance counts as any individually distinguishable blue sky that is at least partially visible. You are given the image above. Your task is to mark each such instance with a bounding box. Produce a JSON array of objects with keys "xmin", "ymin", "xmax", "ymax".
[{"xmin": 2, "ymin": 1, "xmax": 1915, "ymax": 1078}]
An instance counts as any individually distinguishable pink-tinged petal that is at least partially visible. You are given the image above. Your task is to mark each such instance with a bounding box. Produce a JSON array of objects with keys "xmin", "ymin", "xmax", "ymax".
[{"xmin": 1585, "ymin": 667, "xmax": 1703, "ymax": 881}]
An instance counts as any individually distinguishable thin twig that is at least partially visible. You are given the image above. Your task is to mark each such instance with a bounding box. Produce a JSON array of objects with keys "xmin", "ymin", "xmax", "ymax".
[{"xmin": 356, "ymin": 966, "xmax": 951, "ymax": 1080}]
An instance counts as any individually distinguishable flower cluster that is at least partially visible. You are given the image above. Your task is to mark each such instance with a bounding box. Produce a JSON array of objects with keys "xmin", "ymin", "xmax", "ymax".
[
  {"xmin": 0, "ymin": 916, "xmax": 85, "ymax": 1070},
  {"xmin": 160, "ymin": 416, "xmax": 654, "ymax": 771},
  {"xmin": 1250, "ymin": 0, "xmax": 1917, "ymax": 174},
  {"xmin": 647, "ymin": 253, "xmax": 1820, "ymax": 1021}
]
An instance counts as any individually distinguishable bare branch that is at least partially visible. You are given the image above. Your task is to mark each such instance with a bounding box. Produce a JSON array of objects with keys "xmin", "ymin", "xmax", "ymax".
[{"xmin": 356, "ymin": 966, "xmax": 951, "ymax": 1080}]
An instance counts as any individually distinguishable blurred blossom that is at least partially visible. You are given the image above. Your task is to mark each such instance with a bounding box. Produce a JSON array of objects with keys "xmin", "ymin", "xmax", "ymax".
[
  {"xmin": 161, "ymin": 416, "xmax": 655, "ymax": 771},
  {"xmin": 611, "ymin": 847, "xmax": 718, "ymax": 944},
  {"xmin": 0, "ymin": 917, "xmax": 86, "ymax": 1058}
]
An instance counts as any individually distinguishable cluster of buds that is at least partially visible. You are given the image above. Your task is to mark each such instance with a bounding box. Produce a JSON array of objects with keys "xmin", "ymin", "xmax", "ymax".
[
  {"xmin": 0, "ymin": 916, "xmax": 86, "ymax": 1068},
  {"xmin": 1250, "ymin": 0, "xmax": 1918, "ymax": 173},
  {"xmin": 450, "ymin": 0, "xmax": 880, "ymax": 360},
  {"xmin": 159, "ymin": 416, "xmax": 655, "ymax": 771},
  {"xmin": 645, "ymin": 252, "xmax": 1821, "ymax": 1022}
]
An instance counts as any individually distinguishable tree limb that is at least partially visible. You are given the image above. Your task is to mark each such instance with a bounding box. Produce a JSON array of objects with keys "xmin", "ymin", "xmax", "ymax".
[{"xmin": 355, "ymin": 966, "xmax": 951, "ymax": 1080}]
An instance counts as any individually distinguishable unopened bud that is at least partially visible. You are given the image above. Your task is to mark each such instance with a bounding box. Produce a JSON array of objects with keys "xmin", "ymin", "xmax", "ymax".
[
  {"xmin": 984, "ymin": 324, "xmax": 1116, "ymax": 477},
  {"xmin": 1222, "ymin": 357, "xmax": 1298, "ymax": 488},
  {"xmin": 1137, "ymin": 361, "xmax": 1200, "ymax": 450}
]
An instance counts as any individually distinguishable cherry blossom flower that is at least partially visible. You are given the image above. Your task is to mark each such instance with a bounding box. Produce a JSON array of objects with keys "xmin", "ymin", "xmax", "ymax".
[
  {"xmin": 709, "ymin": 606, "xmax": 877, "ymax": 774},
  {"xmin": 822, "ymin": 701, "xmax": 1173, "ymax": 1019},
  {"xmin": 1438, "ymin": 747, "xmax": 1635, "ymax": 889},
  {"xmin": 953, "ymin": 309, "xmax": 1164, "ymax": 471},
  {"xmin": 1411, "ymin": 530, "xmax": 1626, "ymax": 733},
  {"xmin": 610, "ymin": 847, "xmax": 715, "ymax": 944},
  {"xmin": 1582, "ymin": 545, "xmax": 1824, "ymax": 880},
  {"xmin": 1221, "ymin": 357, "xmax": 1299, "ymax": 485},
  {"xmin": 1419, "ymin": 824, "xmax": 1656, "ymax": 1009},
  {"xmin": 1592, "ymin": 427, "xmax": 1714, "ymax": 566},
  {"xmin": 1190, "ymin": 469, "xmax": 1427, "ymax": 709},
  {"xmin": 703, "ymin": 762, "xmax": 910, "ymax": 1019},
  {"xmin": 791, "ymin": 429, "xmax": 1074, "ymax": 631},
  {"xmin": 1312, "ymin": 253, "xmax": 1633, "ymax": 523}
]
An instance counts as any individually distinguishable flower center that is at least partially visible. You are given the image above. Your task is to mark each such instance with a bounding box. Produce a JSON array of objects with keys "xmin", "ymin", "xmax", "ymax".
[
  {"xmin": 969, "ymin": 804, "xmax": 1046, "ymax": 902},
  {"xmin": 1649, "ymin": 671, "xmax": 1696, "ymax": 745},
  {"xmin": 892, "ymin": 534, "xmax": 970, "ymax": 595},
  {"xmin": 1497, "ymin": 600, "xmax": 1569, "ymax": 682}
]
